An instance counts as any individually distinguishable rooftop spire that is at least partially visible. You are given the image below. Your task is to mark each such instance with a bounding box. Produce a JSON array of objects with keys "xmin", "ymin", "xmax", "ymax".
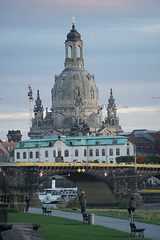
[{"xmin": 72, "ymin": 16, "xmax": 75, "ymax": 25}]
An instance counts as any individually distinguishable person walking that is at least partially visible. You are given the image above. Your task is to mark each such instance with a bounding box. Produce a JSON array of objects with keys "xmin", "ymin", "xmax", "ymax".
[
  {"xmin": 79, "ymin": 191, "xmax": 87, "ymax": 213},
  {"xmin": 26, "ymin": 194, "xmax": 30, "ymax": 212},
  {"xmin": 128, "ymin": 196, "xmax": 136, "ymax": 222}
]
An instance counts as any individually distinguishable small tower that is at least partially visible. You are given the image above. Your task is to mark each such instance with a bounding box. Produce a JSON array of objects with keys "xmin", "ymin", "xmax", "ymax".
[
  {"xmin": 107, "ymin": 89, "xmax": 117, "ymax": 126},
  {"xmin": 33, "ymin": 90, "xmax": 44, "ymax": 128},
  {"xmin": 65, "ymin": 17, "xmax": 84, "ymax": 69},
  {"xmin": 7, "ymin": 130, "xmax": 22, "ymax": 142},
  {"xmin": 105, "ymin": 89, "xmax": 122, "ymax": 133}
]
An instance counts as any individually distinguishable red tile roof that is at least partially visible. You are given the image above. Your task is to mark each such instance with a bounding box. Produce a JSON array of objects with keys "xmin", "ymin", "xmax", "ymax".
[{"xmin": 2, "ymin": 142, "xmax": 18, "ymax": 147}]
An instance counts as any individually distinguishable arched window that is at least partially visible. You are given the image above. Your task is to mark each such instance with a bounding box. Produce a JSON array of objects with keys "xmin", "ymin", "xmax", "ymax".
[
  {"xmin": 75, "ymin": 150, "xmax": 78, "ymax": 157},
  {"xmin": 77, "ymin": 45, "xmax": 81, "ymax": 58},
  {"xmin": 68, "ymin": 45, "xmax": 72, "ymax": 58},
  {"xmin": 127, "ymin": 148, "xmax": 130, "ymax": 156},
  {"xmin": 116, "ymin": 148, "xmax": 120, "ymax": 156},
  {"xmin": 58, "ymin": 149, "xmax": 61, "ymax": 157},
  {"xmin": 38, "ymin": 120, "xmax": 42, "ymax": 127},
  {"xmin": 84, "ymin": 149, "xmax": 87, "ymax": 157},
  {"xmin": 65, "ymin": 150, "xmax": 69, "ymax": 157},
  {"xmin": 89, "ymin": 149, "xmax": 93, "ymax": 157},
  {"xmin": 102, "ymin": 149, "xmax": 105, "ymax": 156},
  {"xmin": 30, "ymin": 151, "xmax": 33, "ymax": 159},
  {"xmin": 55, "ymin": 117, "xmax": 58, "ymax": 125},
  {"xmin": 23, "ymin": 152, "xmax": 26, "ymax": 159},
  {"xmin": 96, "ymin": 149, "xmax": 99, "ymax": 156},
  {"xmin": 36, "ymin": 151, "xmax": 39, "ymax": 158},
  {"xmin": 152, "ymin": 146, "xmax": 156, "ymax": 152},
  {"xmin": 53, "ymin": 150, "xmax": 56, "ymax": 157},
  {"xmin": 147, "ymin": 146, "xmax": 151, "ymax": 152},
  {"xmin": 45, "ymin": 151, "xmax": 48, "ymax": 158},
  {"xmin": 17, "ymin": 152, "xmax": 20, "ymax": 159},
  {"xmin": 79, "ymin": 118, "xmax": 83, "ymax": 124},
  {"xmin": 109, "ymin": 149, "xmax": 113, "ymax": 156}
]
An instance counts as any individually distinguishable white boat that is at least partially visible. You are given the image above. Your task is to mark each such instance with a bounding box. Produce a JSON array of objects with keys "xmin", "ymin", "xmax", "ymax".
[{"xmin": 39, "ymin": 187, "xmax": 78, "ymax": 204}]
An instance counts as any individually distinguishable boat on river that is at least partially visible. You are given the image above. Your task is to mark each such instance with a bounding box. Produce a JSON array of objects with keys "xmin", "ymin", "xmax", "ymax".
[{"xmin": 39, "ymin": 187, "xmax": 78, "ymax": 204}]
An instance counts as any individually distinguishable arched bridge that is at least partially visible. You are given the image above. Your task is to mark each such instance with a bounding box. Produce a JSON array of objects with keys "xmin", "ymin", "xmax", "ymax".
[{"xmin": 0, "ymin": 163, "xmax": 160, "ymax": 207}]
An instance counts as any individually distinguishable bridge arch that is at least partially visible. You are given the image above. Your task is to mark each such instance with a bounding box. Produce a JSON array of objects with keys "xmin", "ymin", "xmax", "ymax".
[{"xmin": 38, "ymin": 169, "xmax": 116, "ymax": 206}]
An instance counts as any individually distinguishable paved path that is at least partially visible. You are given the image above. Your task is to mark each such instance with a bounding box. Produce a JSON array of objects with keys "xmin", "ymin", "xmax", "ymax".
[{"xmin": 28, "ymin": 208, "xmax": 160, "ymax": 240}]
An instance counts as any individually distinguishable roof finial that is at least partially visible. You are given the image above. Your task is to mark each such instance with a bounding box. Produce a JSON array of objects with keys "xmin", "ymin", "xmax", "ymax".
[{"xmin": 72, "ymin": 16, "xmax": 75, "ymax": 25}]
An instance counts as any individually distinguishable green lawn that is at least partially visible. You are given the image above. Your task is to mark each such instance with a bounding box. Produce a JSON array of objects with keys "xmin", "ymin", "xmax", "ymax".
[
  {"xmin": 84, "ymin": 209, "xmax": 160, "ymax": 225},
  {"xmin": 8, "ymin": 212, "xmax": 150, "ymax": 240},
  {"xmin": 62, "ymin": 208, "xmax": 160, "ymax": 225}
]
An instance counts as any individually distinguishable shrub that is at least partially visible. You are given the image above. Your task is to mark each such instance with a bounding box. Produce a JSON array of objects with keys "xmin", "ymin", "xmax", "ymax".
[
  {"xmin": 7, "ymin": 207, "xmax": 19, "ymax": 213},
  {"xmin": 116, "ymin": 156, "xmax": 135, "ymax": 163},
  {"xmin": 136, "ymin": 155, "xmax": 148, "ymax": 163},
  {"xmin": 66, "ymin": 198, "xmax": 80, "ymax": 209},
  {"xmin": 118, "ymin": 198, "xmax": 129, "ymax": 209}
]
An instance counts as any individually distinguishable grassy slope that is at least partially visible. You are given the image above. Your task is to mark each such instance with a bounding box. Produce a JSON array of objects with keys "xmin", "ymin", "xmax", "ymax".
[
  {"xmin": 8, "ymin": 212, "xmax": 151, "ymax": 240},
  {"xmin": 84, "ymin": 209, "xmax": 160, "ymax": 225},
  {"xmin": 63, "ymin": 208, "xmax": 160, "ymax": 225}
]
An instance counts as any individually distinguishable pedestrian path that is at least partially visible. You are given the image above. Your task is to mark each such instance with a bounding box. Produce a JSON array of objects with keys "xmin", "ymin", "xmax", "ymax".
[{"xmin": 28, "ymin": 208, "xmax": 160, "ymax": 240}]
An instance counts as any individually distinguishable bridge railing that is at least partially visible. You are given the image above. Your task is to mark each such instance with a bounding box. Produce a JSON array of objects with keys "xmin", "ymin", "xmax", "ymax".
[{"xmin": 8, "ymin": 162, "xmax": 160, "ymax": 168}]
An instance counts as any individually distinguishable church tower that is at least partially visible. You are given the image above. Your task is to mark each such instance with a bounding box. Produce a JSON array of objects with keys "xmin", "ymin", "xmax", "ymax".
[
  {"xmin": 51, "ymin": 18, "xmax": 100, "ymax": 136},
  {"xmin": 32, "ymin": 90, "xmax": 44, "ymax": 128},
  {"xmin": 105, "ymin": 89, "xmax": 122, "ymax": 133}
]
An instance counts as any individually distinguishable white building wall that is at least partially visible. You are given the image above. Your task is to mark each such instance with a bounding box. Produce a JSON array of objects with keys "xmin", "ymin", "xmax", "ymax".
[{"xmin": 14, "ymin": 140, "xmax": 135, "ymax": 164}]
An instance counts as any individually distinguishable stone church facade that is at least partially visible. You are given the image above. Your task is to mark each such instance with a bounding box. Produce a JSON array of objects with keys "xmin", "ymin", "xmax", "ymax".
[{"xmin": 28, "ymin": 21, "xmax": 122, "ymax": 139}]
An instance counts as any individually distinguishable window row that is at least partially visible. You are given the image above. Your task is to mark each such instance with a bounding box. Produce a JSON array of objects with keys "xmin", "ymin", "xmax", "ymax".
[
  {"xmin": 136, "ymin": 146, "xmax": 159, "ymax": 152},
  {"xmin": 16, "ymin": 148, "xmax": 121, "ymax": 160}
]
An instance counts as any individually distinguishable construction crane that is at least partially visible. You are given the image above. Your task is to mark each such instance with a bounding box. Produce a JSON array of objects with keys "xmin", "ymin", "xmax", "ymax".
[{"xmin": 28, "ymin": 85, "xmax": 34, "ymax": 128}]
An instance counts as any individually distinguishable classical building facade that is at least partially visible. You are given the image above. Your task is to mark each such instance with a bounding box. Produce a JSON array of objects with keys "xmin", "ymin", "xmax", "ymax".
[
  {"xmin": 14, "ymin": 136, "xmax": 134, "ymax": 164},
  {"xmin": 28, "ymin": 21, "xmax": 122, "ymax": 139}
]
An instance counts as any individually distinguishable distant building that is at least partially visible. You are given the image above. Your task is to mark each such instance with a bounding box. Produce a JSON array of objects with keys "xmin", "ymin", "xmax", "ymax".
[
  {"xmin": 121, "ymin": 129, "xmax": 160, "ymax": 156},
  {"xmin": 0, "ymin": 141, "xmax": 18, "ymax": 162},
  {"xmin": 28, "ymin": 21, "xmax": 122, "ymax": 139},
  {"xmin": 14, "ymin": 135, "xmax": 134, "ymax": 164},
  {"xmin": 7, "ymin": 130, "xmax": 22, "ymax": 142}
]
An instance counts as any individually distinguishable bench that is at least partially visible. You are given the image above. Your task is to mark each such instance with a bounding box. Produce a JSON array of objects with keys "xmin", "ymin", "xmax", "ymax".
[
  {"xmin": 42, "ymin": 207, "xmax": 52, "ymax": 216},
  {"xmin": 130, "ymin": 223, "xmax": 145, "ymax": 238},
  {"xmin": 82, "ymin": 213, "xmax": 88, "ymax": 224}
]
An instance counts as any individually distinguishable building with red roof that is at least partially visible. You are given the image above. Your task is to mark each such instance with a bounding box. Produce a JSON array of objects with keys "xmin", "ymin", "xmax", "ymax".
[
  {"xmin": 0, "ymin": 141, "xmax": 18, "ymax": 162},
  {"xmin": 121, "ymin": 129, "xmax": 160, "ymax": 157}
]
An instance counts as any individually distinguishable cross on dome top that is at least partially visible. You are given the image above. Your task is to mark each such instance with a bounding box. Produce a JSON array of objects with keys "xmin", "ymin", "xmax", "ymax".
[{"xmin": 72, "ymin": 16, "xmax": 75, "ymax": 25}]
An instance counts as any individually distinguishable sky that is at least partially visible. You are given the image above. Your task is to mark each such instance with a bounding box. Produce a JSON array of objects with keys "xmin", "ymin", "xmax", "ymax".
[{"xmin": 0, "ymin": 0, "xmax": 160, "ymax": 141}]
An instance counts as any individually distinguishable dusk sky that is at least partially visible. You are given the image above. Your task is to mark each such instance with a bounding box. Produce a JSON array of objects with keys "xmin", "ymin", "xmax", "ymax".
[{"xmin": 0, "ymin": 0, "xmax": 160, "ymax": 140}]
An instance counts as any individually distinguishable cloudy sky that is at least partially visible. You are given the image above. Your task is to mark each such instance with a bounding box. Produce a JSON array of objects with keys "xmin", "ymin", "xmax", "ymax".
[{"xmin": 0, "ymin": 0, "xmax": 160, "ymax": 140}]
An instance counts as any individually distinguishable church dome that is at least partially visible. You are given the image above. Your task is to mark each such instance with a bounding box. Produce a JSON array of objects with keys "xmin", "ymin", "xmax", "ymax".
[
  {"xmin": 51, "ymin": 68, "xmax": 99, "ymax": 108},
  {"xmin": 28, "ymin": 20, "xmax": 122, "ymax": 139},
  {"xmin": 51, "ymin": 20, "xmax": 99, "ymax": 109}
]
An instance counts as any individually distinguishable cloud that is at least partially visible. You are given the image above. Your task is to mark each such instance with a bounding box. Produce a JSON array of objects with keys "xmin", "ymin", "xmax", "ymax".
[
  {"xmin": 118, "ymin": 106, "xmax": 160, "ymax": 114},
  {"xmin": 1, "ymin": 0, "xmax": 160, "ymax": 17},
  {"xmin": 0, "ymin": 113, "xmax": 28, "ymax": 120},
  {"xmin": 135, "ymin": 23, "xmax": 160, "ymax": 33}
]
